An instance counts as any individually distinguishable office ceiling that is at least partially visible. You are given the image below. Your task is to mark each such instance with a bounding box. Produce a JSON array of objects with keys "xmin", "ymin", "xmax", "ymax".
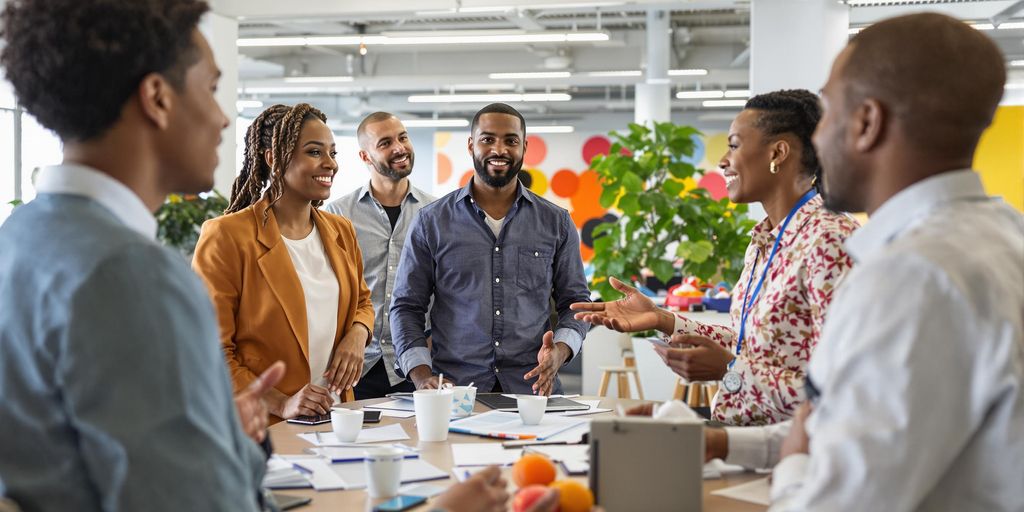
[{"xmin": 211, "ymin": 0, "xmax": 1024, "ymax": 131}]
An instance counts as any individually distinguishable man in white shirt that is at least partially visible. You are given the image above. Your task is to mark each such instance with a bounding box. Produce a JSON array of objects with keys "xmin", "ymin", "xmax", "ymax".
[{"xmin": 703, "ymin": 13, "xmax": 1023, "ymax": 511}]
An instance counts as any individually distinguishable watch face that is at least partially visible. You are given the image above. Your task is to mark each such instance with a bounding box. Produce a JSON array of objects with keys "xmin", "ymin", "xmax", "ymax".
[{"xmin": 723, "ymin": 372, "xmax": 742, "ymax": 393}]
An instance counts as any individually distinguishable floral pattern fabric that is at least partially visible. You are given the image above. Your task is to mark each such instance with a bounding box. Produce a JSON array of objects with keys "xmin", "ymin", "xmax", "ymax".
[{"xmin": 672, "ymin": 195, "xmax": 858, "ymax": 426}]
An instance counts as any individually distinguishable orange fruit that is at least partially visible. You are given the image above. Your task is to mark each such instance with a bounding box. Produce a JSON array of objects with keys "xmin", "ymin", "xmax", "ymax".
[
  {"xmin": 512, "ymin": 453, "xmax": 557, "ymax": 487},
  {"xmin": 549, "ymin": 479, "xmax": 594, "ymax": 512}
]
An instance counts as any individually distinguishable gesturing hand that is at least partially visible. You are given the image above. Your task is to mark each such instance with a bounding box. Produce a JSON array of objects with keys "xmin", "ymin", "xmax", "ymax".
[
  {"xmin": 431, "ymin": 466, "xmax": 511, "ymax": 512},
  {"xmin": 524, "ymin": 331, "xmax": 570, "ymax": 396},
  {"xmin": 234, "ymin": 361, "xmax": 285, "ymax": 443},
  {"xmin": 570, "ymin": 277, "xmax": 673, "ymax": 334},
  {"xmin": 324, "ymin": 323, "xmax": 369, "ymax": 394},
  {"xmin": 654, "ymin": 334, "xmax": 735, "ymax": 381},
  {"xmin": 279, "ymin": 383, "xmax": 333, "ymax": 418}
]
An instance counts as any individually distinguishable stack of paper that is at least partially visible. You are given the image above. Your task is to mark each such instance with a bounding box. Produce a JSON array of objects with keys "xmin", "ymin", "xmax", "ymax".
[
  {"xmin": 449, "ymin": 443, "xmax": 591, "ymax": 475},
  {"xmin": 448, "ymin": 411, "xmax": 587, "ymax": 440},
  {"xmin": 554, "ymin": 399, "xmax": 612, "ymax": 417},
  {"xmin": 365, "ymin": 399, "xmax": 416, "ymax": 412},
  {"xmin": 298, "ymin": 423, "xmax": 411, "ymax": 446},
  {"xmin": 264, "ymin": 456, "xmax": 311, "ymax": 489},
  {"xmin": 311, "ymin": 445, "xmax": 418, "ymax": 463}
]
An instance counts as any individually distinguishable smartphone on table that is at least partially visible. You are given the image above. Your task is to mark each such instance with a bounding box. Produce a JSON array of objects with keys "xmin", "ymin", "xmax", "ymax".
[
  {"xmin": 372, "ymin": 495, "xmax": 428, "ymax": 512},
  {"xmin": 286, "ymin": 410, "xmax": 382, "ymax": 425}
]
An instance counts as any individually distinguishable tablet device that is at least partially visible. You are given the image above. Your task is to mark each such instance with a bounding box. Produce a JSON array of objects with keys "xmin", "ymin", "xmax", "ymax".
[
  {"xmin": 386, "ymin": 392, "xmax": 415, "ymax": 401},
  {"xmin": 363, "ymin": 410, "xmax": 382, "ymax": 423},
  {"xmin": 475, "ymin": 393, "xmax": 590, "ymax": 412}
]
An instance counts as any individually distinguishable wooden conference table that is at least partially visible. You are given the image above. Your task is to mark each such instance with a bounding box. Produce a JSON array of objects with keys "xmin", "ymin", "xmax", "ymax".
[{"xmin": 268, "ymin": 396, "xmax": 767, "ymax": 512}]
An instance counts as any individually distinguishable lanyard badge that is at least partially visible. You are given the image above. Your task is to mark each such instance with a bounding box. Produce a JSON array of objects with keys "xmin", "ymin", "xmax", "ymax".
[{"xmin": 722, "ymin": 189, "xmax": 816, "ymax": 394}]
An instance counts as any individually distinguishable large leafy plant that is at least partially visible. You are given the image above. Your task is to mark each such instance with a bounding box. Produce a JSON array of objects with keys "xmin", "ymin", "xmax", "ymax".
[
  {"xmin": 155, "ymin": 191, "xmax": 228, "ymax": 256},
  {"xmin": 589, "ymin": 122, "xmax": 756, "ymax": 300}
]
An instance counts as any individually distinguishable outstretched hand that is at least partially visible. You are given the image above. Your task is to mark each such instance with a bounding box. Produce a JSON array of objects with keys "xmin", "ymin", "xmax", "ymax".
[
  {"xmin": 570, "ymin": 277, "xmax": 673, "ymax": 334},
  {"xmin": 524, "ymin": 331, "xmax": 570, "ymax": 396}
]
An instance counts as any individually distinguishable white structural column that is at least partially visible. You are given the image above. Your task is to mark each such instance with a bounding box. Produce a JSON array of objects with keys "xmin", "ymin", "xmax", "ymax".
[
  {"xmin": 750, "ymin": 1, "xmax": 849, "ymax": 95},
  {"xmin": 200, "ymin": 12, "xmax": 239, "ymax": 195},
  {"xmin": 635, "ymin": 9, "xmax": 671, "ymax": 126}
]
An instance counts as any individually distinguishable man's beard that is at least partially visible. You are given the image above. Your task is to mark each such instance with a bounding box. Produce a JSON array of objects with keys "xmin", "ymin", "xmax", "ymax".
[
  {"xmin": 371, "ymin": 153, "xmax": 414, "ymax": 180},
  {"xmin": 473, "ymin": 154, "xmax": 522, "ymax": 188}
]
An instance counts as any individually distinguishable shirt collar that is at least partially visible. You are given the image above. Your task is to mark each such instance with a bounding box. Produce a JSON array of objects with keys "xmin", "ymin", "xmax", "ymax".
[
  {"xmin": 457, "ymin": 176, "xmax": 534, "ymax": 205},
  {"xmin": 358, "ymin": 181, "xmax": 425, "ymax": 205},
  {"xmin": 844, "ymin": 169, "xmax": 985, "ymax": 262},
  {"xmin": 750, "ymin": 193, "xmax": 824, "ymax": 250},
  {"xmin": 35, "ymin": 163, "xmax": 158, "ymax": 240}
]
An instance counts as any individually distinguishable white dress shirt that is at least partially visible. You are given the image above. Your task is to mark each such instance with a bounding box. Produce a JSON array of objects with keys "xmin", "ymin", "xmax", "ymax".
[
  {"xmin": 282, "ymin": 224, "xmax": 340, "ymax": 388},
  {"xmin": 35, "ymin": 163, "xmax": 157, "ymax": 239},
  {"xmin": 768, "ymin": 170, "xmax": 1024, "ymax": 511}
]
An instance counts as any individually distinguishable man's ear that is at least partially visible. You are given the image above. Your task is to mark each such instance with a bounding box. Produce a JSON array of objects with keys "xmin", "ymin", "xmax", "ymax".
[
  {"xmin": 853, "ymin": 98, "xmax": 886, "ymax": 153},
  {"xmin": 136, "ymin": 73, "xmax": 173, "ymax": 130},
  {"xmin": 358, "ymin": 149, "xmax": 371, "ymax": 165}
]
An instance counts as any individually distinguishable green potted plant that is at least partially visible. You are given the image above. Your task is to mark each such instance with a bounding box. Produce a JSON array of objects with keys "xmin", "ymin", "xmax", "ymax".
[
  {"xmin": 588, "ymin": 121, "xmax": 756, "ymax": 301},
  {"xmin": 155, "ymin": 191, "xmax": 228, "ymax": 257}
]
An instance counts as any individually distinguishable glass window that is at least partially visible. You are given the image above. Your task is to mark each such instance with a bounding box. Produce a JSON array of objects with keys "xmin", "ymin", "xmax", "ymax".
[
  {"xmin": 0, "ymin": 109, "xmax": 15, "ymax": 226},
  {"xmin": 19, "ymin": 112, "xmax": 63, "ymax": 204}
]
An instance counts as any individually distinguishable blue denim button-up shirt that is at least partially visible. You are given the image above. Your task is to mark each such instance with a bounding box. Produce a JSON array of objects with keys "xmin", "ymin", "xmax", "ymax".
[{"xmin": 390, "ymin": 179, "xmax": 591, "ymax": 394}]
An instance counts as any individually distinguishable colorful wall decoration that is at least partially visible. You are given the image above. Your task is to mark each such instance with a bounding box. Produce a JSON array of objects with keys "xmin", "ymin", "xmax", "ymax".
[
  {"xmin": 974, "ymin": 106, "xmax": 1024, "ymax": 213},
  {"xmin": 433, "ymin": 130, "xmax": 732, "ymax": 262}
]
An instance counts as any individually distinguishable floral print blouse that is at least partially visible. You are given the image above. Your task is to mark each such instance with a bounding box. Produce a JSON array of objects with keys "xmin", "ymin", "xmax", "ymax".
[{"xmin": 671, "ymin": 195, "xmax": 858, "ymax": 426}]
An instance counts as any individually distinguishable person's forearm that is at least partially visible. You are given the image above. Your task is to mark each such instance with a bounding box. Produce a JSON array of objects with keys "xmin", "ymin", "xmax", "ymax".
[
  {"xmin": 656, "ymin": 307, "xmax": 676, "ymax": 334},
  {"xmin": 264, "ymin": 388, "xmax": 288, "ymax": 418},
  {"xmin": 408, "ymin": 365, "xmax": 434, "ymax": 387}
]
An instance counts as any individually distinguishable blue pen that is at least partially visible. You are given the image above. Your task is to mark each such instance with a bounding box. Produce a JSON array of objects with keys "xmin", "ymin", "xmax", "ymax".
[{"xmin": 291, "ymin": 462, "xmax": 314, "ymax": 475}]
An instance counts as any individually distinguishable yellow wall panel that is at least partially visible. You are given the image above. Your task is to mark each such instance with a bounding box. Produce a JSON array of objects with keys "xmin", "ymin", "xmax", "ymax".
[{"xmin": 974, "ymin": 106, "xmax": 1024, "ymax": 212}]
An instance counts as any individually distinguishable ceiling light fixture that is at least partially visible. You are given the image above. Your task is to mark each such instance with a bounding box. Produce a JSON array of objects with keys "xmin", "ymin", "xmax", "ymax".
[
  {"xmin": 235, "ymin": 99, "xmax": 263, "ymax": 110},
  {"xmin": 407, "ymin": 93, "xmax": 572, "ymax": 103},
  {"xmin": 283, "ymin": 76, "xmax": 354, "ymax": 83},
  {"xmin": 489, "ymin": 71, "xmax": 572, "ymax": 79},
  {"xmin": 401, "ymin": 119, "xmax": 470, "ymax": 128},
  {"xmin": 529, "ymin": 125, "xmax": 575, "ymax": 134},
  {"xmin": 724, "ymin": 89, "xmax": 751, "ymax": 98},
  {"xmin": 586, "ymin": 70, "xmax": 642, "ymax": 77},
  {"xmin": 1011, "ymin": 60, "xmax": 1024, "ymax": 67},
  {"xmin": 668, "ymin": 69, "xmax": 709, "ymax": 76},
  {"xmin": 702, "ymin": 99, "xmax": 747, "ymax": 108},
  {"xmin": 238, "ymin": 31, "xmax": 609, "ymax": 48},
  {"xmin": 677, "ymin": 90, "xmax": 724, "ymax": 99}
]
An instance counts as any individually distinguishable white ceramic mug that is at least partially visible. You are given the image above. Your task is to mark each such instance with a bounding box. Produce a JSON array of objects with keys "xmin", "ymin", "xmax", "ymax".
[
  {"xmin": 449, "ymin": 386, "xmax": 477, "ymax": 418},
  {"xmin": 517, "ymin": 395, "xmax": 547, "ymax": 426},
  {"xmin": 330, "ymin": 408, "xmax": 364, "ymax": 443},
  {"xmin": 413, "ymin": 389, "xmax": 453, "ymax": 442},
  {"xmin": 364, "ymin": 447, "xmax": 404, "ymax": 498}
]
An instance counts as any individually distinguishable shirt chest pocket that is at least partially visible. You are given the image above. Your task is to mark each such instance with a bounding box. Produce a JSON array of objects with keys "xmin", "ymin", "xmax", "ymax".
[{"xmin": 516, "ymin": 247, "xmax": 553, "ymax": 291}]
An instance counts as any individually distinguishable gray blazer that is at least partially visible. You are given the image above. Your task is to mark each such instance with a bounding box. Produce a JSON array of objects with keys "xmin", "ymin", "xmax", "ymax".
[{"xmin": 0, "ymin": 194, "xmax": 264, "ymax": 511}]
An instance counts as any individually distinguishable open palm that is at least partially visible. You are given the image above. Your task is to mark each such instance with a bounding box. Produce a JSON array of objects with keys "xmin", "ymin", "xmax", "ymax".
[{"xmin": 570, "ymin": 276, "xmax": 665, "ymax": 333}]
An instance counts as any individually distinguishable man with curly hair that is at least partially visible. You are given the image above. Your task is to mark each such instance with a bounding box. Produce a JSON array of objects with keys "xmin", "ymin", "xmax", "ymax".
[{"xmin": 0, "ymin": 1, "xmax": 273, "ymax": 510}]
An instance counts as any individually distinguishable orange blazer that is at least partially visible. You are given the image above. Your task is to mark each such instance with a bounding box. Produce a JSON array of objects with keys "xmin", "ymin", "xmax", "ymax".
[{"xmin": 192, "ymin": 198, "xmax": 373, "ymax": 416}]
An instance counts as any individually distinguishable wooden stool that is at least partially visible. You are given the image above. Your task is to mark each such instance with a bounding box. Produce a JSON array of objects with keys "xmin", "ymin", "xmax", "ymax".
[
  {"xmin": 672, "ymin": 380, "xmax": 718, "ymax": 407},
  {"xmin": 597, "ymin": 366, "xmax": 644, "ymax": 399}
]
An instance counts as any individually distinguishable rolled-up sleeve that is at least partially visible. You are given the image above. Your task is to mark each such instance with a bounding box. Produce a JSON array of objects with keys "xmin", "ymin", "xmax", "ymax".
[
  {"xmin": 550, "ymin": 211, "xmax": 591, "ymax": 360},
  {"xmin": 390, "ymin": 213, "xmax": 435, "ymax": 376}
]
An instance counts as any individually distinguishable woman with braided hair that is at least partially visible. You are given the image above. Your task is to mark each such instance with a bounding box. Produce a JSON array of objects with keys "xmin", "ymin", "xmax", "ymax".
[
  {"xmin": 574, "ymin": 89, "xmax": 859, "ymax": 427},
  {"xmin": 193, "ymin": 103, "xmax": 373, "ymax": 422}
]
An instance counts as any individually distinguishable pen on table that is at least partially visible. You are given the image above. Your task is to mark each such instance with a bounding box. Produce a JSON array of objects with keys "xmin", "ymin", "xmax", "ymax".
[
  {"xmin": 502, "ymin": 439, "xmax": 571, "ymax": 449},
  {"xmin": 291, "ymin": 462, "xmax": 314, "ymax": 476}
]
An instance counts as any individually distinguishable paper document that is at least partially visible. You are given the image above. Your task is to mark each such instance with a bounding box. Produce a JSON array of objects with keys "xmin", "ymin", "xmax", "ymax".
[
  {"xmin": 328, "ymin": 459, "xmax": 448, "ymax": 489},
  {"xmin": 710, "ymin": 477, "xmax": 771, "ymax": 506},
  {"xmin": 448, "ymin": 410, "xmax": 586, "ymax": 440},
  {"xmin": 555, "ymin": 400, "xmax": 611, "ymax": 417},
  {"xmin": 298, "ymin": 423, "xmax": 411, "ymax": 446},
  {"xmin": 311, "ymin": 445, "xmax": 418, "ymax": 463},
  {"xmin": 365, "ymin": 399, "xmax": 417, "ymax": 412},
  {"xmin": 379, "ymin": 410, "xmax": 416, "ymax": 419},
  {"xmin": 282, "ymin": 456, "xmax": 347, "ymax": 491},
  {"xmin": 451, "ymin": 443, "xmax": 522, "ymax": 467},
  {"xmin": 264, "ymin": 456, "xmax": 312, "ymax": 489}
]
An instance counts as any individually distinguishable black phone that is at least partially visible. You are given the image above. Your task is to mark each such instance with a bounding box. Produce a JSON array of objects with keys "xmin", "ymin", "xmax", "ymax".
[
  {"xmin": 285, "ymin": 414, "xmax": 331, "ymax": 425},
  {"xmin": 363, "ymin": 410, "xmax": 382, "ymax": 423},
  {"xmin": 372, "ymin": 495, "xmax": 428, "ymax": 512}
]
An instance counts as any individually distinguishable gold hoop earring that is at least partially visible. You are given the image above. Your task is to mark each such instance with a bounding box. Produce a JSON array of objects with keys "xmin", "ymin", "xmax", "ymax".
[{"xmin": 769, "ymin": 161, "xmax": 778, "ymax": 174}]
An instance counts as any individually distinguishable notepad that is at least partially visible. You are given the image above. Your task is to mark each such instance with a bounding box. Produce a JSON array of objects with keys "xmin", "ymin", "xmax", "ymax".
[
  {"xmin": 264, "ymin": 456, "xmax": 312, "ymax": 489},
  {"xmin": 328, "ymin": 459, "xmax": 449, "ymax": 489},
  {"xmin": 448, "ymin": 410, "xmax": 587, "ymax": 440},
  {"xmin": 311, "ymin": 445, "xmax": 419, "ymax": 463},
  {"xmin": 365, "ymin": 399, "xmax": 417, "ymax": 412},
  {"xmin": 298, "ymin": 423, "xmax": 411, "ymax": 446}
]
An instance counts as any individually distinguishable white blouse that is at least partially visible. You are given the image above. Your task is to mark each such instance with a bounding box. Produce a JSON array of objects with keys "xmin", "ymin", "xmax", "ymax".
[{"xmin": 283, "ymin": 224, "xmax": 340, "ymax": 388}]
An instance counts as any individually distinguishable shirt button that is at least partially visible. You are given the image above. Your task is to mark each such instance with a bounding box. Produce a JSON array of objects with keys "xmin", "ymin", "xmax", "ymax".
[
  {"xmin": 494, "ymin": 368, "xmax": 500, "ymax": 373},
  {"xmin": 384, "ymin": 312, "xmax": 388, "ymax": 317},
  {"xmin": 495, "ymin": 309, "xmax": 501, "ymax": 316},
  {"xmin": 494, "ymin": 341, "xmax": 500, "ymax": 347},
  {"xmin": 388, "ymin": 265, "xmax": 394, "ymax": 271},
  {"xmin": 494, "ymin": 246, "xmax": 500, "ymax": 252},
  {"xmin": 534, "ymin": 251, "xmax": 539, "ymax": 257},
  {"xmin": 494, "ymin": 277, "xmax": 500, "ymax": 283},
  {"xmin": 386, "ymin": 293, "xmax": 391, "ymax": 298}
]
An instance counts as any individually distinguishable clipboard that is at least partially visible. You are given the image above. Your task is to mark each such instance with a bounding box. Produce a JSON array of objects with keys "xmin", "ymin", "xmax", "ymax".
[{"xmin": 588, "ymin": 417, "xmax": 703, "ymax": 512}]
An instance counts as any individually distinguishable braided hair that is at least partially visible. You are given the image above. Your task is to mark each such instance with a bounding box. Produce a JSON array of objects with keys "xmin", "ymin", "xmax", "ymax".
[
  {"xmin": 743, "ymin": 90, "xmax": 823, "ymax": 194},
  {"xmin": 225, "ymin": 103, "xmax": 329, "ymax": 222}
]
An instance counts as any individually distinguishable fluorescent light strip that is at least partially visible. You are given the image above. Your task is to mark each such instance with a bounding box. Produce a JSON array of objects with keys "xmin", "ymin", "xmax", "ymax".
[
  {"xmin": 451, "ymin": 83, "xmax": 517, "ymax": 91},
  {"xmin": 586, "ymin": 70, "xmax": 642, "ymax": 77},
  {"xmin": 677, "ymin": 90, "xmax": 723, "ymax": 99},
  {"xmin": 530, "ymin": 125, "xmax": 574, "ymax": 134},
  {"xmin": 283, "ymin": 76, "xmax": 354, "ymax": 83},
  {"xmin": 408, "ymin": 93, "xmax": 572, "ymax": 103},
  {"xmin": 668, "ymin": 69, "xmax": 708, "ymax": 76},
  {"xmin": 997, "ymin": 22, "xmax": 1024, "ymax": 30},
  {"xmin": 1011, "ymin": 60, "xmax": 1024, "ymax": 67},
  {"xmin": 489, "ymin": 71, "xmax": 571, "ymax": 79},
  {"xmin": 702, "ymin": 99, "xmax": 747, "ymax": 108},
  {"xmin": 1006, "ymin": 83, "xmax": 1024, "ymax": 90},
  {"xmin": 236, "ymin": 100, "xmax": 263, "ymax": 109},
  {"xmin": 401, "ymin": 119, "xmax": 469, "ymax": 128},
  {"xmin": 724, "ymin": 89, "xmax": 751, "ymax": 98},
  {"xmin": 238, "ymin": 32, "xmax": 608, "ymax": 48}
]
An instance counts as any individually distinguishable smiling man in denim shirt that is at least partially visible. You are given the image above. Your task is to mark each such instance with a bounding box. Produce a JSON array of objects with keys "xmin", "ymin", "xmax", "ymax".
[{"xmin": 390, "ymin": 103, "xmax": 591, "ymax": 395}]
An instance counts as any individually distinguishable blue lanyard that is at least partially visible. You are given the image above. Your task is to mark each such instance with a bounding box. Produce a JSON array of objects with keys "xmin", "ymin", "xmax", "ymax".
[{"xmin": 730, "ymin": 189, "xmax": 817, "ymax": 370}]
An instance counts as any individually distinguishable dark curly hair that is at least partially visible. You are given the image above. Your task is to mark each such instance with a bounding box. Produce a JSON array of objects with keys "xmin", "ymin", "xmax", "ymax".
[
  {"xmin": 744, "ymin": 89, "xmax": 823, "ymax": 193},
  {"xmin": 0, "ymin": 0, "xmax": 210, "ymax": 142},
  {"xmin": 225, "ymin": 103, "xmax": 329, "ymax": 222}
]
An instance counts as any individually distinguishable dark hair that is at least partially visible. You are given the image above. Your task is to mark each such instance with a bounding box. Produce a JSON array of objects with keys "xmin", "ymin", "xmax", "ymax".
[
  {"xmin": 1, "ymin": 0, "xmax": 209, "ymax": 142},
  {"xmin": 471, "ymin": 103, "xmax": 526, "ymax": 136},
  {"xmin": 356, "ymin": 111, "xmax": 399, "ymax": 148},
  {"xmin": 225, "ymin": 103, "xmax": 328, "ymax": 221},
  {"xmin": 517, "ymin": 169, "xmax": 533, "ymax": 189},
  {"xmin": 744, "ymin": 89, "xmax": 823, "ymax": 193}
]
